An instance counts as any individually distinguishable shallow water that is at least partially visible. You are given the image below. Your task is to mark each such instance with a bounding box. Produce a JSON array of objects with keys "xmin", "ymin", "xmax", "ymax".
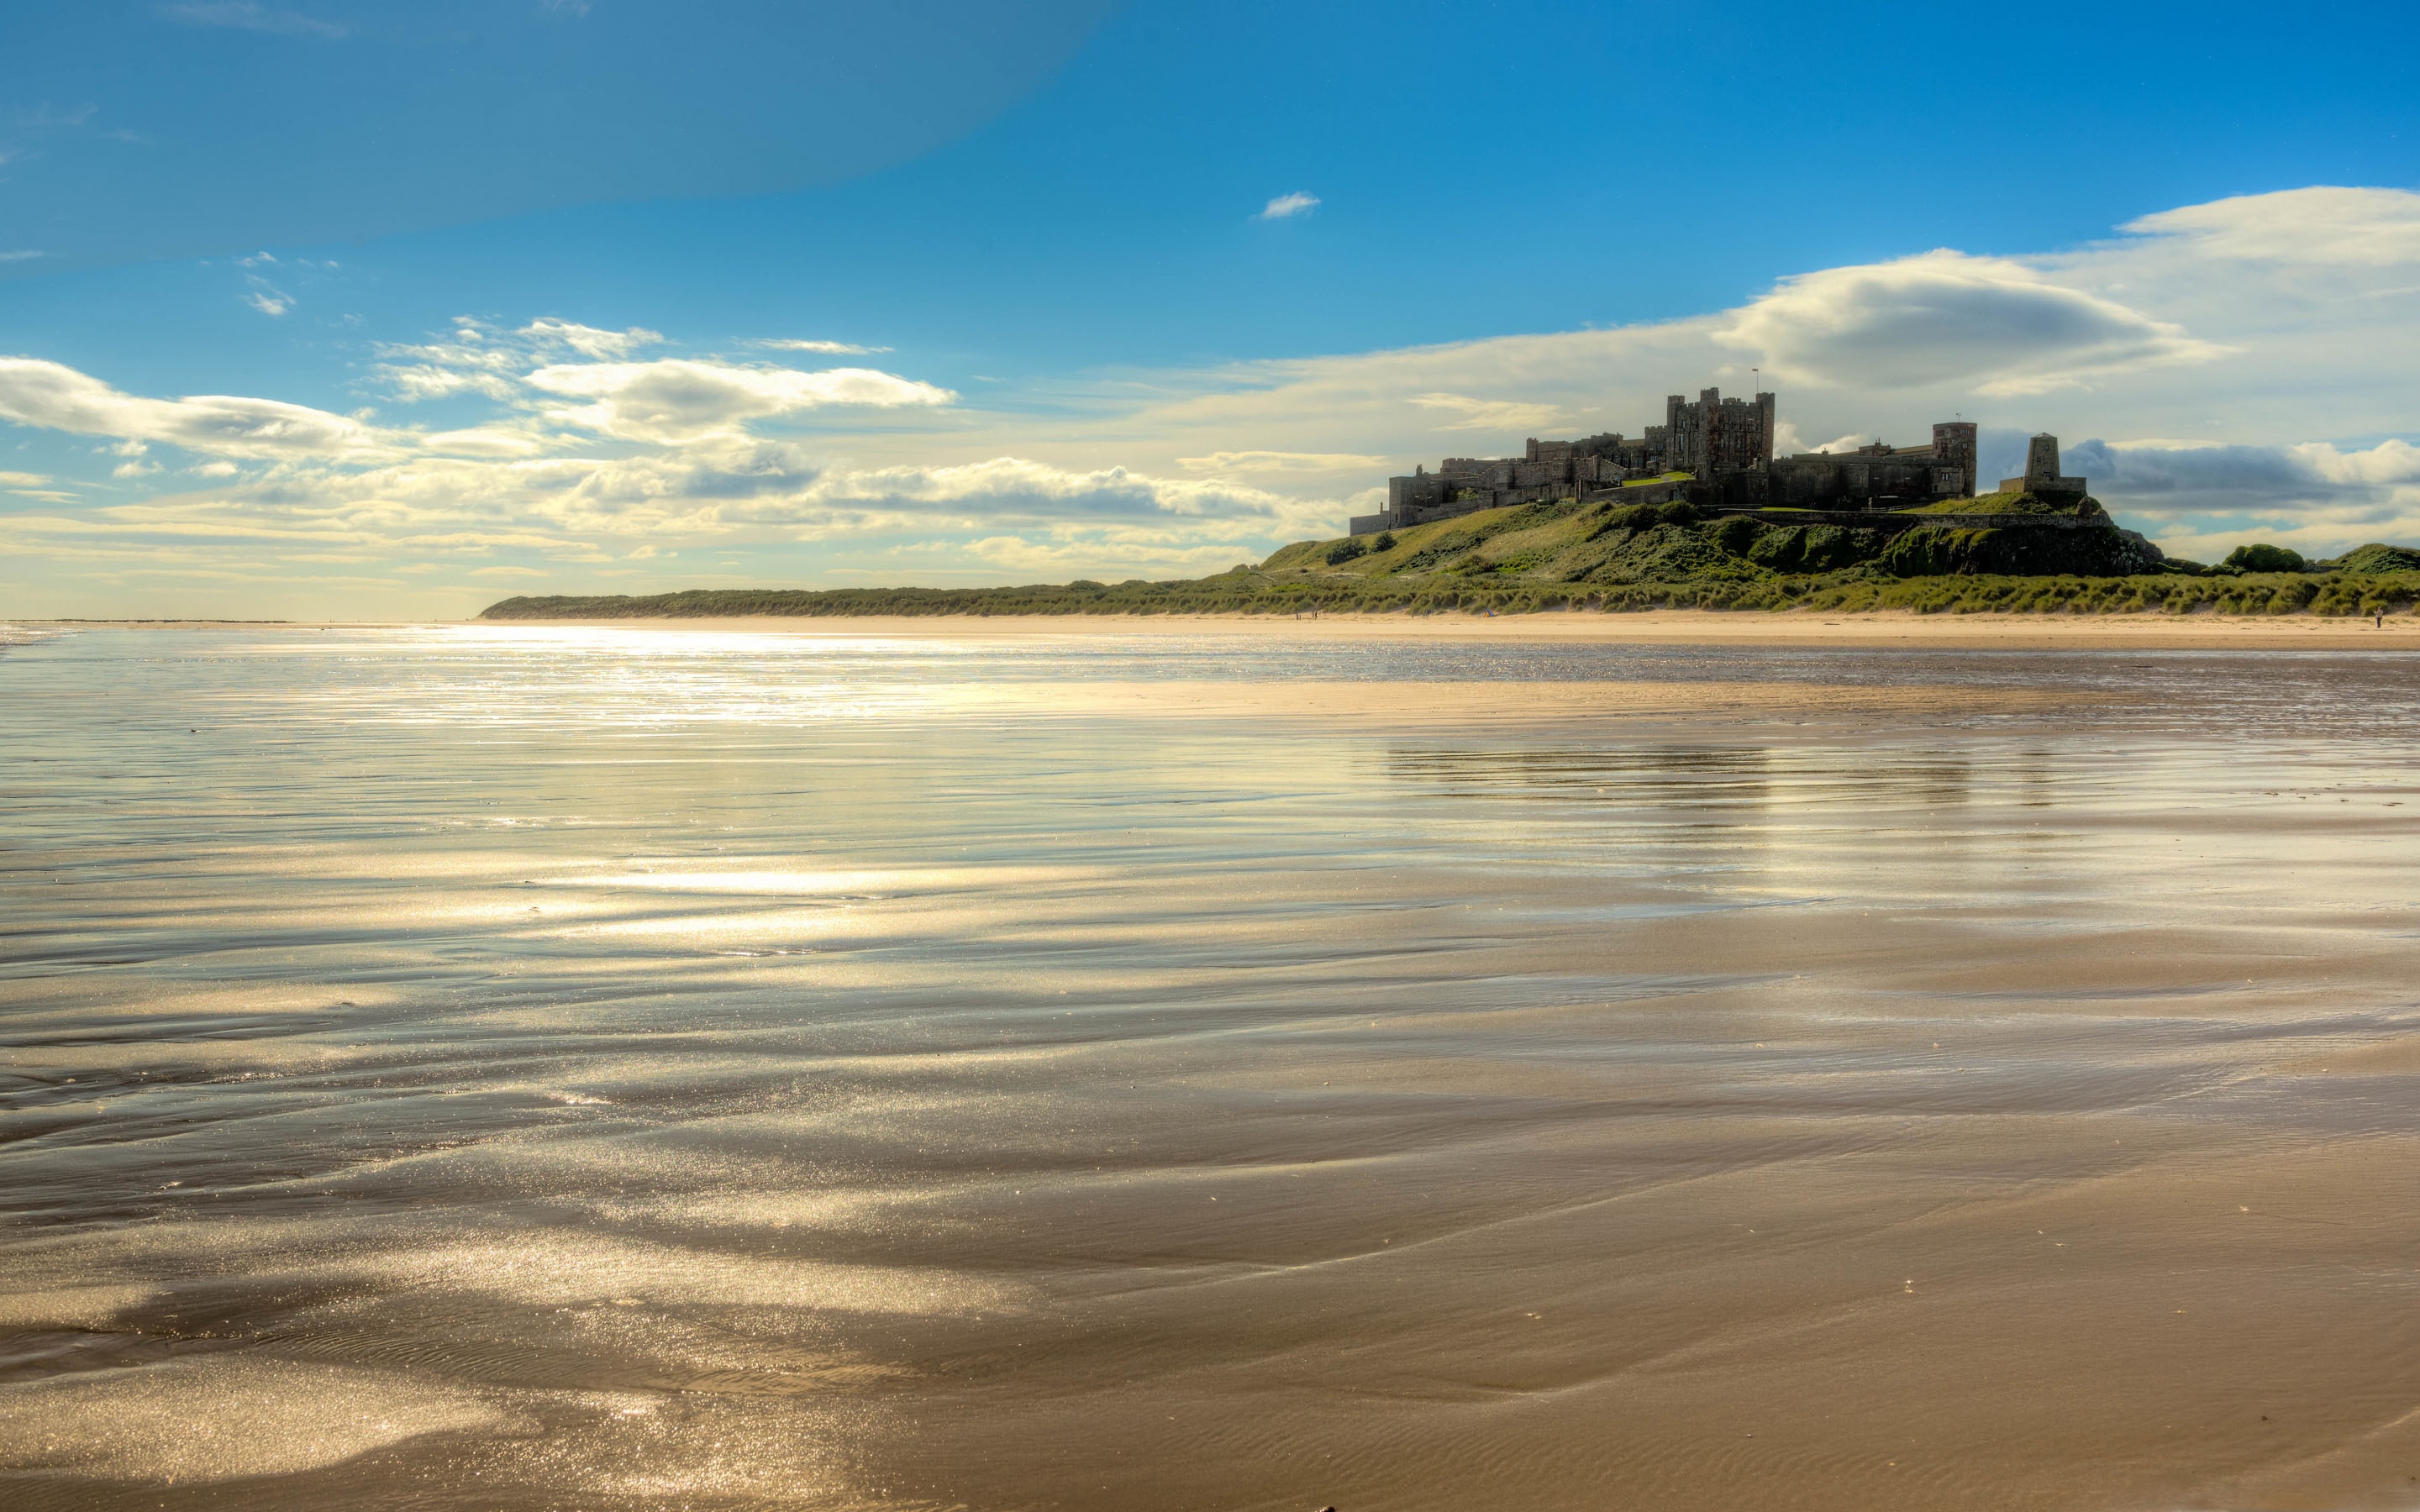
[{"xmin": 4, "ymin": 627, "xmax": 2420, "ymax": 1511}]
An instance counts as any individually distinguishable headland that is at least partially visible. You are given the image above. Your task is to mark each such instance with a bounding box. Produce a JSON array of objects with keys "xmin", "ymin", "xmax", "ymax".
[{"xmin": 483, "ymin": 387, "xmax": 2420, "ymax": 623}]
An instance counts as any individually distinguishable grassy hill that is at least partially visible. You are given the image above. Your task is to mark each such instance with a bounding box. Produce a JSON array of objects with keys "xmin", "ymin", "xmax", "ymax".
[
  {"xmin": 1265, "ymin": 493, "xmax": 2160, "ymax": 582},
  {"xmin": 481, "ymin": 496, "xmax": 2420, "ymax": 619},
  {"xmin": 1896, "ymin": 490, "xmax": 2108, "ymax": 520}
]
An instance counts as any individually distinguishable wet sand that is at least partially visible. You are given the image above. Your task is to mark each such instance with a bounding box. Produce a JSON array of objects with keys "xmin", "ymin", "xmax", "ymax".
[
  {"xmin": 525, "ymin": 607, "xmax": 2420, "ymax": 649},
  {"xmin": 4, "ymin": 625, "xmax": 2420, "ymax": 1510}
]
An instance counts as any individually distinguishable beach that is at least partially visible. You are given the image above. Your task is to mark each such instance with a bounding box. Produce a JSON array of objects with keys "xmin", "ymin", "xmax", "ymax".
[
  {"xmin": 36, "ymin": 605, "xmax": 2420, "ymax": 651},
  {"xmin": 3, "ymin": 622, "xmax": 2419, "ymax": 1510}
]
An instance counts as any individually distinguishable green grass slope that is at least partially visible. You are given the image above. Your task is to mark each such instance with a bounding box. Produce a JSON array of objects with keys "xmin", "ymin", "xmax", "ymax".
[
  {"xmin": 1263, "ymin": 494, "xmax": 2160, "ymax": 583},
  {"xmin": 480, "ymin": 501, "xmax": 2420, "ymax": 620},
  {"xmin": 1895, "ymin": 490, "xmax": 2107, "ymax": 520}
]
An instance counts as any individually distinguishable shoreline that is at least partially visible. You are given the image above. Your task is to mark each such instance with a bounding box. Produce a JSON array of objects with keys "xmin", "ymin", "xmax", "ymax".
[{"xmin": 25, "ymin": 608, "xmax": 2417, "ymax": 652}]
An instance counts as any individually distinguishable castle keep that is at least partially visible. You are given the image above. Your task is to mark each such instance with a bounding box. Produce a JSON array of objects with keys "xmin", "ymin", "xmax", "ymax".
[{"xmin": 1352, "ymin": 386, "xmax": 1993, "ymax": 535}]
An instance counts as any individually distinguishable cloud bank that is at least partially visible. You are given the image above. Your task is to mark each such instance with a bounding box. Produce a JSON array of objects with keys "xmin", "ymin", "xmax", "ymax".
[
  {"xmin": 3, "ymin": 186, "xmax": 2418, "ymax": 614},
  {"xmin": 0, "ymin": 358, "xmax": 391, "ymax": 459},
  {"xmin": 1718, "ymin": 250, "xmax": 2223, "ymax": 395}
]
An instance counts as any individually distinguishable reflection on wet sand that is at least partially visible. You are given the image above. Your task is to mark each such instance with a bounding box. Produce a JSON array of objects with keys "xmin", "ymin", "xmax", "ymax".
[{"xmin": 3, "ymin": 627, "xmax": 2420, "ymax": 1511}]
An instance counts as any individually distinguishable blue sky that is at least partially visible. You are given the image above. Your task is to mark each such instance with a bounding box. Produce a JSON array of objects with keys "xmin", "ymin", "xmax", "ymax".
[{"xmin": 4, "ymin": 0, "xmax": 2418, "ymax": 616}]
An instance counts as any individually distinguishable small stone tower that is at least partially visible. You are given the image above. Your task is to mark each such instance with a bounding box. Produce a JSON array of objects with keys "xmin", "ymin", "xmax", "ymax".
[
  {"xmin": 2001, "ymin": 433, "xmax": 2089, "ymax": 496},
  {"xmin": 2023, "ymin": 434, "xmax": 2063, "ymax": 489}
]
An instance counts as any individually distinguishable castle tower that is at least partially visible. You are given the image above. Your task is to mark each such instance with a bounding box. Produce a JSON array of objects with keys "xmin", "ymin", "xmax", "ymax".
[
  {"xmin": 1663, "ymin": 386, "xmax": 1777, "ymax": 476},
  {"xmin": 1999, "ymin": 433, "xmax": 2089, "ymax": 496},
  {"xmin": 2023, "ymin": 434, "xmax": 2063, "ymax": 489},
  {"xmin": 1932, "ymin": 422, "xmax": 1978, "ymax": 497}
]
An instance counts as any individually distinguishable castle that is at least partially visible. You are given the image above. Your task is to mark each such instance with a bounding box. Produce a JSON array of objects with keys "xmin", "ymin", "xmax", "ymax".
[{"xmin": 1349, "ymin": 386, "xmax": 2026, "ymax": 535}]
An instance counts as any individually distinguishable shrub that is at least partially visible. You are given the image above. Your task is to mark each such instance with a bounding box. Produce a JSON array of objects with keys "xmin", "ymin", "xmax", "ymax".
[
  {"xmin": 2223, "ymin": 543, "xmax": 2307, "ymax": 573},
  {"xmin": 1372, "ymin": 532, "xmax": 1397, "ymax": 552},
  {"xmin": 1656, "ymin": 500, "xmax": 1701, "ymax": 526},
  {"xmin": 2328, "ymin": 543, "xmax": 2420, "ymax": 574},
  {"xmin": 1326, "ymin": 538, "xmax": 1368, "ymax": 565},
  {"xmin": 1708, "ymin": 515, "xmax": 1761, "ymax": 556}
]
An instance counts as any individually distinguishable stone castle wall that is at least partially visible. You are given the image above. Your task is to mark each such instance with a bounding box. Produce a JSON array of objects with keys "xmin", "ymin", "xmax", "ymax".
[{"xmin": 1361, "ymin": 391, "xmax": 2071, "ymax": 537}]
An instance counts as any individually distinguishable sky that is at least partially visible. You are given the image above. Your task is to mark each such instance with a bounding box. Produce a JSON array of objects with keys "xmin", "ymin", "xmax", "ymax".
[{"xmin": 3, "ymin": 0, "xmax": 2417, "ymax": 617}]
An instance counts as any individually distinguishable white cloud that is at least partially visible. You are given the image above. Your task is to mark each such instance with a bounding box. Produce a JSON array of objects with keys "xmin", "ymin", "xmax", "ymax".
[
  {"xmin": 1409, "ymin": 393, "xmax": 1566, "ymax": 433},
  {"xmin": 244, "ymin": 281, "xmax": 293, "ymax": 318},
  {"xmin": 0, "ymin": 250, "xmax": 46, "ymax": 263},
  {"xmin": 1176, "ymin": 450, "xmax": 1390, "ymax": 474},
  {"xmin": 523, "ymin": 360, "xmax": 955, "ymax": 441},
  {"xmin": 155, "ymin": 3, "xmax": 346, "ymax": 39},
  {"xmin": 0, "ymin": 470, "xmax": 50, "ymax": 486},
  {"xmin": 2123, "ymin": 186, "xmax": 2420, "ymax": 267},
  {"xmin": 415, "ymin": 427, "xmax": 554, "ymax": 459},
  {"xmin": 520, "ymin": 318, "xmax": 663, "ymax": 359},
  {"xmin": 371, "ymin": 318, "xmax": 660, "ymax": 403},
  {"xmin": 755, "ymin": 339, "xmax": 894, "ymax": 355},
  {"xmin": 1257, "ymin": 192, "xmax": 1320, "ymax": 221},
  {"xmin": 1718, "ymin": 249, "xmax": 2222, "ymax": 393},
  {"xmin": 0, "ymin": 358, "xmax": 394, "ymax": 459},
  {"xmin": 783, "ymin": 456, "xmax": 1300, "ymax": 525},
  {"xmin": 376, "ymin": 348, "xmax": 521, "ymax": 402}
]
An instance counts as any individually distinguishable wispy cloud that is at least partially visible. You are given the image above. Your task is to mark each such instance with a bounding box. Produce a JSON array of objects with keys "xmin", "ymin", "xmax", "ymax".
[
  {"xmin": 155, "ymin": 3, "xmax": 347, "ymax": 39},
  {"xmin": 1256, "ymin": 192, "xmax": 1320, "ymax": 221},
  {"xmin": 524, "ymin": 360, "xmax": 955, "ymax": 442},
  {"xmin": 13, "ymin": 103, "xmax": 97, "ymax": 129},
  {"xmin": 1408, "ymin": 392, "xmax": 1565, "ymax": 433},
  {"xmin": 1177, "ymin": 450, "xmax": 1388, "ymax": 474},
  {"xmin": 0, "ymin": 251, "xmax": 46, "ymax": 264},
  {"xmin": 372, "ymin": 318, "xmax": 664, "ymax": 402},
  {"xmin": 243, "ymin": 281, "xmax": 293, "ymax": 317},
  {"xmin": 755, "ymin": 339, "xmax": 895, "ymax": 355},
  {"xmin": 367, "ymin": 317, "xmax": 946, "ymax": 441},
  {"xmin": 522, "ymin": 318, "xmax": 663, "ymax": 359},
  {"xmin": 0, "ymin": 358, "xmax": 396, "ymax": 460},
  {"xmin": 2123, "ymin": 186, "xmax": 2420, "ymax": 267}
]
